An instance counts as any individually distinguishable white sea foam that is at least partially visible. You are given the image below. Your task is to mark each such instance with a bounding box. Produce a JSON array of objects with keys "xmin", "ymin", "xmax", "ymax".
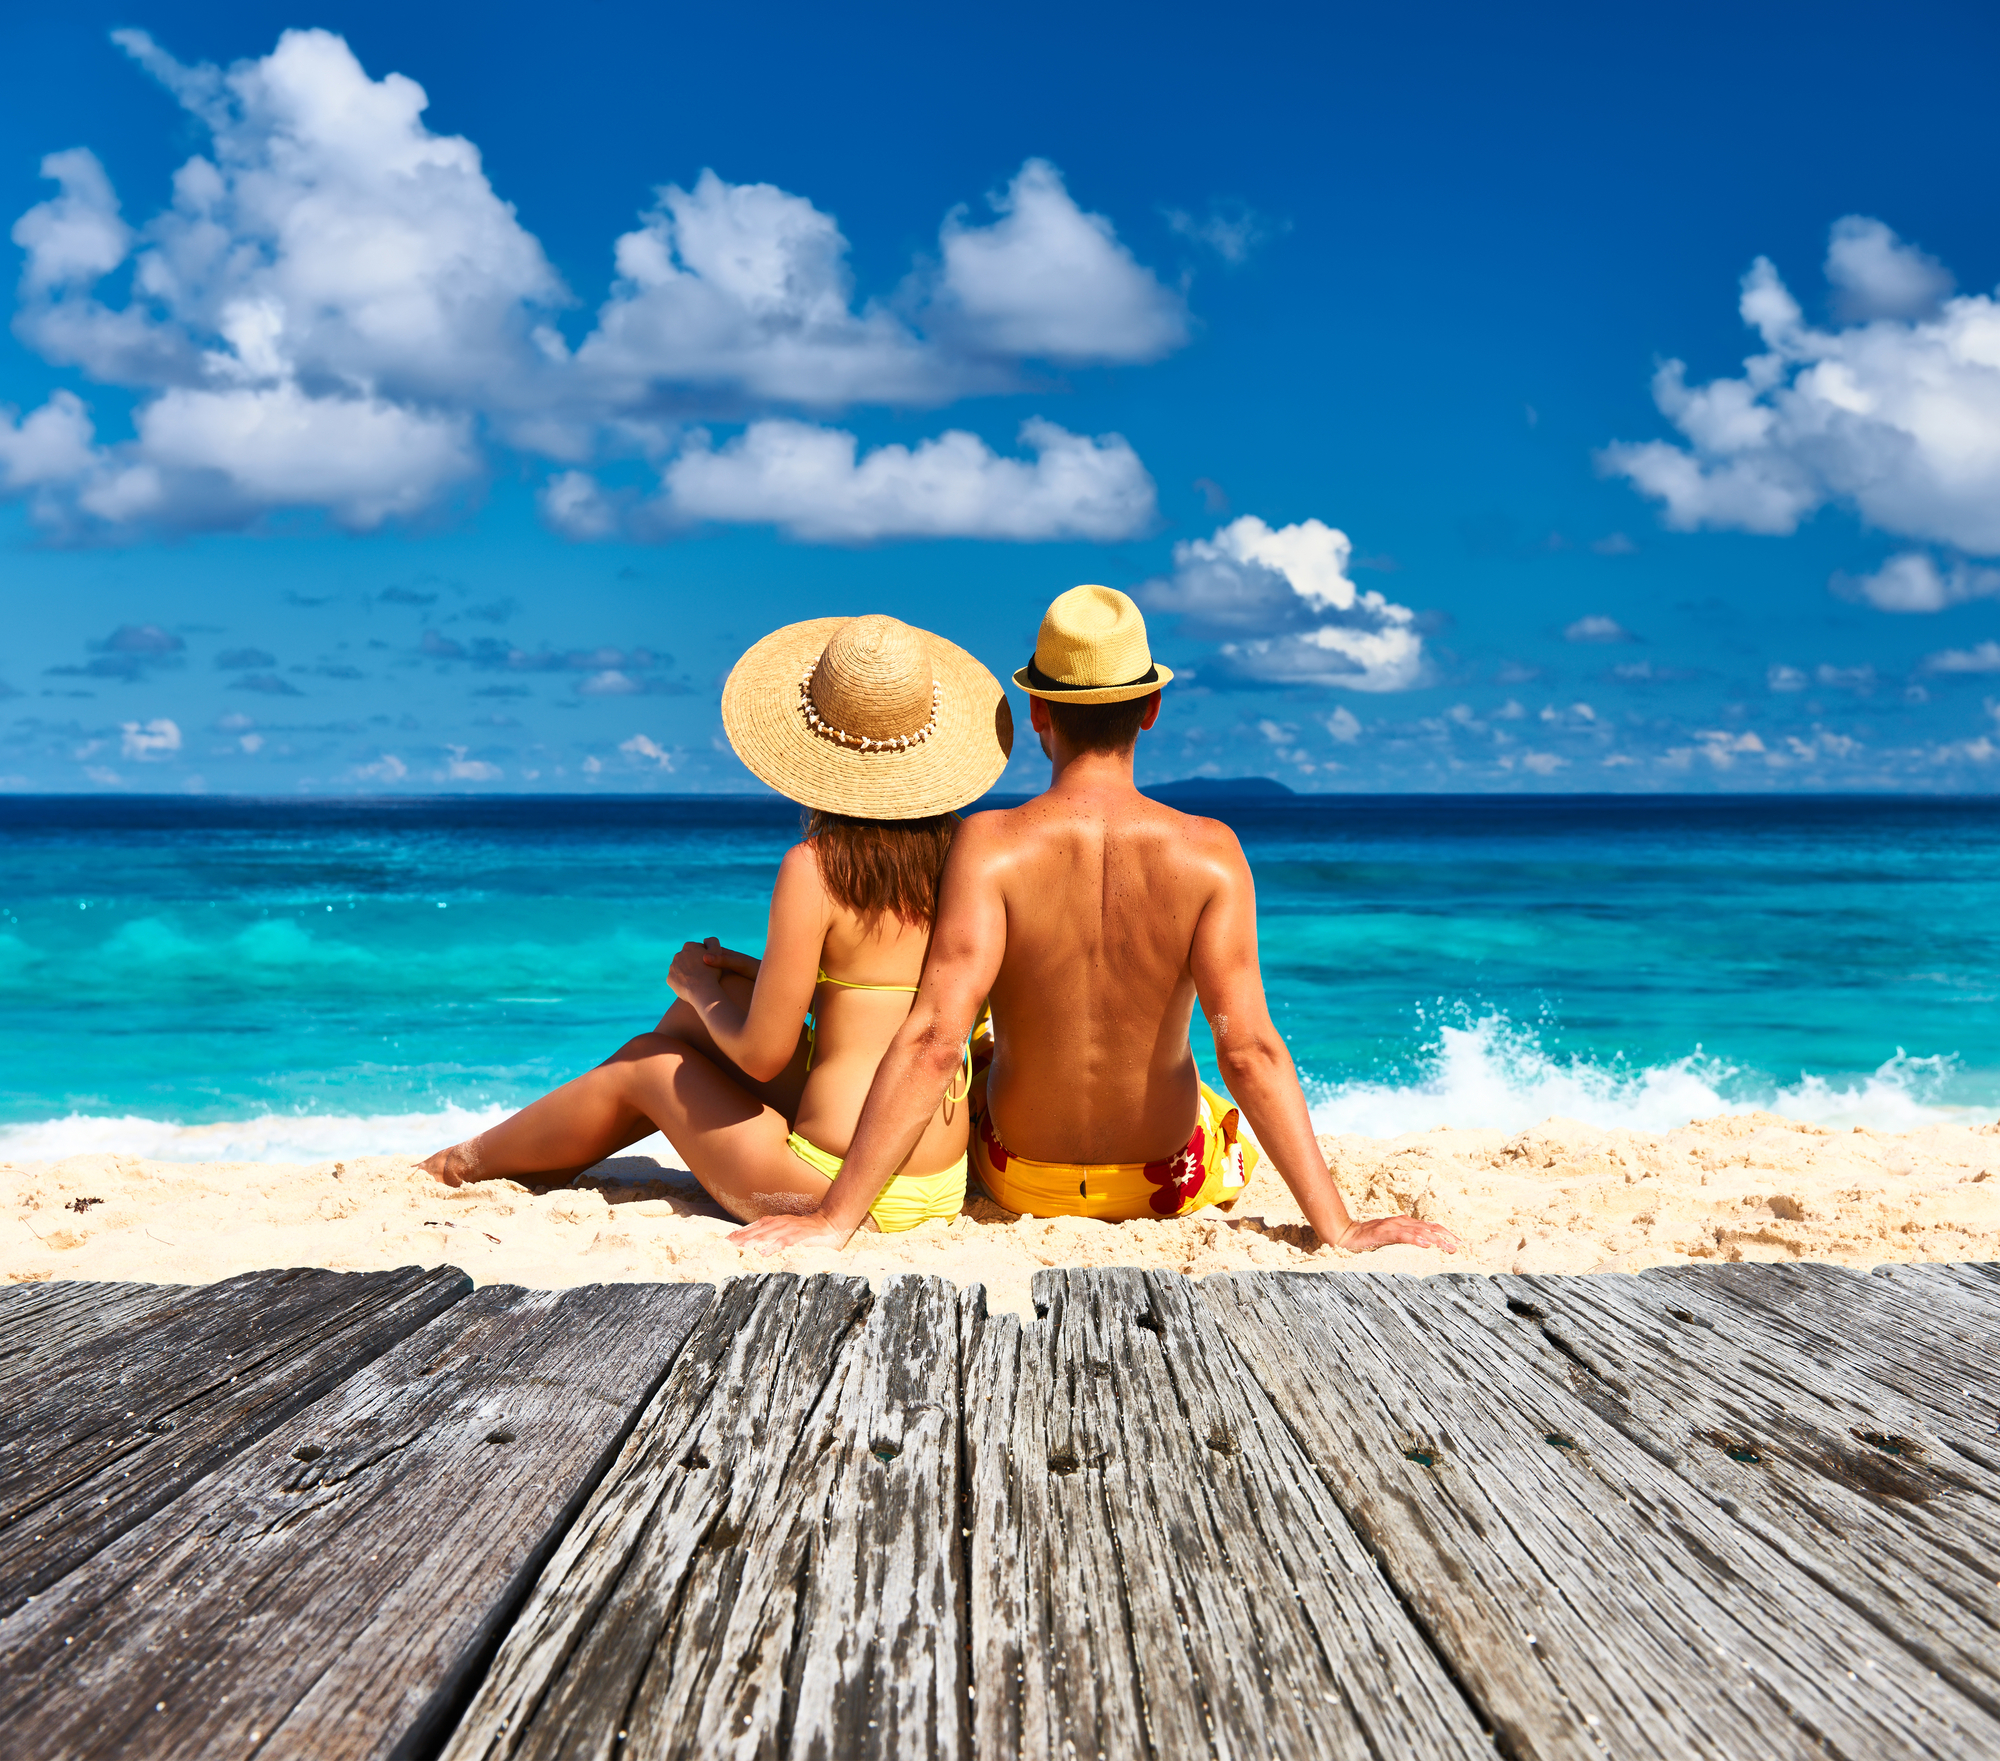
[
  {"xmin": 2, "ymin": 1014, "xmax": 1987, "ymax": 1163},
  {"xmin": 1305, "ymin": 1012, "xmax": 1993, "ymax": 1137},
  {"xmin": 0, "ymin": 1108, "xmax": 688, "ymax": 1171}
]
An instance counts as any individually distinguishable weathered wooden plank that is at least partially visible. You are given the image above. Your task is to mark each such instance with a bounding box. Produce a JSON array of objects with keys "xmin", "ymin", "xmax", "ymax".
[
  {"xmin": 961, "ymin": 1267, "xmax": 1493, "ymax": 1761},
  {"xmin": 1642, "ymin": 1262, "xmax": 2000, "ymax": 1464},
  {"xmin": 1874, "ymin": 1259, "xmax": 2000, "ymax": 1312},
  {"xmin": 1200, "ymin": 1269, "xmax": 2000, "ymax": 1760},
  {"xmin": 443, "ymin": 1271, "xmax": 964, "ymax": 1761},
  {"xmin": 961, "ymin": 1286, "xmax": 1120, "ymax": 1761},
  {"xmin": 0, "ymin": 1263, "xmax": 471, "ymax": 1614},
  {"xmin": 784, "ymin": 1274, "xmax": 965, "ymax": 1761},
  {"xmin": 0, "ymin": 1279, "xmax": 191, "ymax": 1378},
  {"xmin": 0, "ymin": 1279, "xmax": 712, "ymax": 1761},
  {"xmin": 1493, "ymin": 1268, "xmax": 2000, "ymax": 1719}
]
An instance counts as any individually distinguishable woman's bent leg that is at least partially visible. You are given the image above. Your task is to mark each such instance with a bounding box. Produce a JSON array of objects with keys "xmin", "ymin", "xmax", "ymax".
[
  {"xmin": 423, "ymin": 1032, "xmax": 674, "ymax": 1186},
  {"xmin": 608, "ymin": 1036, "xmax": 870, "ymax": 1226},
  {"xmin": 424, "ymin": 975, "xmax": 809, "ymax": 1189}
]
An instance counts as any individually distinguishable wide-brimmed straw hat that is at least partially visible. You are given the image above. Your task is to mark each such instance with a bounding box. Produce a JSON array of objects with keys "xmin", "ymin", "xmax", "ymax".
[
  {"xmin": 1013, "ymin": 584, "xmax": 1174, "ymax": 705},
  {"xmin": 722, "ymin": 614, "xmax": 1013, "ymax": 819}
]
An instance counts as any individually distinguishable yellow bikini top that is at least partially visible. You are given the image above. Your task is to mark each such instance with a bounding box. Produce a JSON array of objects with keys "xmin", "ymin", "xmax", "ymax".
[{"xmin": 815, "ymin": 968, "xmax": 919, "ymax": 993}]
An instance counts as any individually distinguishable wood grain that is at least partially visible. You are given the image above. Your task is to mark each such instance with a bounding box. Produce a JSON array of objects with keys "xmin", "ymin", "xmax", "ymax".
[
  {"xmin": 1495, "ymin": 1268, "xmax": 2000, "ymax": 1720},
  {"xmin": 1200, "ymin": 1269, "xmax": 2000, "ymax": 1760},
  {"xmin": 1643, "ymin": 1262, "xmax": 2000, "ymax": 1464},
  {"xmin": 961, "ymin": 1266, "xmax": 1494, "ymax": 1761},
  {"xmin": 0, "ymin": 1279, "xmax": 191, "ymax": 1379},
  {"xmin": 1873, "ymin": 1259, "xmax": 2000, "ymax": 1310},
  {"xmin": 0, "ymin": 1279, "xmax": 711, "ymax": 1761},
  {"xmin": 444, "ymin": 1271, "xmax": 966, "ymax": 1761},
  {"xmin": 0, "ymin": 1263, "xmax": 470, "ymax": 1614}
]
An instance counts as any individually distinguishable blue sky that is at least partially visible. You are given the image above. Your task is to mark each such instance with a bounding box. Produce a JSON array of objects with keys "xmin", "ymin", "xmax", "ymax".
[{"xmin": 3, "ymin": 0, "xmax": 1999, "ymax": 793}]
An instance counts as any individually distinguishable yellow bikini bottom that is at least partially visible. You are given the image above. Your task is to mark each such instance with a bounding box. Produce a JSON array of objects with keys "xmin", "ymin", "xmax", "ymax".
[{"xmin": 785, "ymin": 1132, "xmax": 968, "ymax": 1233}]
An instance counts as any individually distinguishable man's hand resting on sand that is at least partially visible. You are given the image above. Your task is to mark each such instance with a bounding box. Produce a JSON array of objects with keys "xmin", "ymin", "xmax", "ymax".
[
  {"xmin": 1335, "ymin": 1214, "xmax": 1460, "ymax": 1253},
  {"xmin": 736, "ymin": 1210, "xmax": 853, "ymax": 1254}
]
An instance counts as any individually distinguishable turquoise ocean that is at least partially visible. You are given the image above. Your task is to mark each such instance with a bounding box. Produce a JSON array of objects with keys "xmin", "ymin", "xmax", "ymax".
[{"xmin": 2, "ymin": 793, "xmax": 1996, "ymax": 1162}]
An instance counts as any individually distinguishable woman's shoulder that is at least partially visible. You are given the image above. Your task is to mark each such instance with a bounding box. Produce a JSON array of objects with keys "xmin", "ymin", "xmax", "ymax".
[
  {"xmin": 776, "ymin": 839, "xmax": 828, "ymax": 889},
  {"xmin": 768, "ymin": 841, "xmax": 837, "ymax": 942}
]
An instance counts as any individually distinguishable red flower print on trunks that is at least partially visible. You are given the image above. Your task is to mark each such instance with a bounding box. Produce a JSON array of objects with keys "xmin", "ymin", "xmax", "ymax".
[{"xmin": 1143, "ymin": 1122, "xmax": 1207, "ymax": 1216}]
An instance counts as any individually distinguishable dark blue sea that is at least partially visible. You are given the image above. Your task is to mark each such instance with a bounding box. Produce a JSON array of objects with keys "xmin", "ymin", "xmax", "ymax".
[{"xmin": 2, "ymin": 793, "xmax": 1996, "ymax": 1159}]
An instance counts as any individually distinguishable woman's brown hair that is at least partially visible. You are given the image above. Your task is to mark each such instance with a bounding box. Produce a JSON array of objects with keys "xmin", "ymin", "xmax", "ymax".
[{"xmin": 802, "ymin": 809, "xmax": 960, "ymax": 927}]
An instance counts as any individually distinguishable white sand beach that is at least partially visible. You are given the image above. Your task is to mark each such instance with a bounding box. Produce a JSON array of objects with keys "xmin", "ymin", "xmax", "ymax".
[{"xmin": 8, "ymin": 1110, "xmax": 1998, "ymax": 1318}]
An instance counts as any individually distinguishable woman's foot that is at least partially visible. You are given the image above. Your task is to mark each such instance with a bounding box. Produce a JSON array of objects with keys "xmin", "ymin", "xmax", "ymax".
[{"xmin": 422, "ymin": 1141, "xmax": 481, "ymax": 1187}]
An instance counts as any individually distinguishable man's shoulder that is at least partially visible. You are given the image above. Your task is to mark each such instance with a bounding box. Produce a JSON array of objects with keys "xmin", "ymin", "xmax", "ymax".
[
  {"xmin": 1130, "ymin": 795, "xmax": 1246, "ymax": 864},
  {"xmin": 1142, "ymin": 795, "xmax": 1238, "ymax": 838},
  {"xmin": 962, "ymin": 790, "xmax": 1243, "ymax": 869},
  {"xmin": 949, "ymin": 805, "xmax": 1031, "ymax": 870}
]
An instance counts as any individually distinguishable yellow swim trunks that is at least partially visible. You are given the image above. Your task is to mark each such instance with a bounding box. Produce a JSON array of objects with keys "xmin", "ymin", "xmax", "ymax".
[
  {"xmin": 786, "ymin": 1132, "xmax": 967, "ymax": 1233},
  {"xmin": 972, "ymin": 1080, "xmax": 1257, "ymax": 1221}
]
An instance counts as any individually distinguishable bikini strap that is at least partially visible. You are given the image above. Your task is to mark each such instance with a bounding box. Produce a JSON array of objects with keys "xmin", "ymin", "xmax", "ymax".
[{"xmin": 815, "ymin": 967, "xmax": 920, "ymax": 994}]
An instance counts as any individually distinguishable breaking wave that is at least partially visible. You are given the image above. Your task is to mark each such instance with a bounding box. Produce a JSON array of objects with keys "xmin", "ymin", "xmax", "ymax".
[
  {"xmin": 1304, "ymin": 1010, "xmax": 1992, "ymax": 1137},
  {"xmin": 2, "ymin": 1011, "xmax": 1987, "ymax": 1164}
]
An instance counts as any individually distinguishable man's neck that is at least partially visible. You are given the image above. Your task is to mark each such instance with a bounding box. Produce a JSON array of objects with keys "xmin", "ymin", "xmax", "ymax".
[{"xmin": 1046, "ymin": 744, "xmax": 1142, "ymax": 800}]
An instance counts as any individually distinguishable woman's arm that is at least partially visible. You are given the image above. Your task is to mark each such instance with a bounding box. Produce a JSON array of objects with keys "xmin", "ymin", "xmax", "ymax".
[{"xmin": 666, "ymin": 845, "xmax": 826, "ymax": 1081}]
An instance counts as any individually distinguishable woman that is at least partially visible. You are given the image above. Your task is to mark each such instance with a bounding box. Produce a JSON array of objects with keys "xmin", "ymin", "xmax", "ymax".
[{"xmin": 423, "ymin": 613, "xmax": 1013, "ymax": 1230}]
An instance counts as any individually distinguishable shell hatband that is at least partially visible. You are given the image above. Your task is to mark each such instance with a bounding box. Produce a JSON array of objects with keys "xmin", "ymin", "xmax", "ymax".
[{"xmin": 799, "ymin": 662, "xmax": 943, "ymax": 753}]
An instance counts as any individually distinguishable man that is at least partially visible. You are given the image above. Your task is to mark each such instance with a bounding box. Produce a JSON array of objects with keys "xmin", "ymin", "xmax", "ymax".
[{"xmin": 738, "ymin": 585, "xmax": 1459, "ymax": 1256}]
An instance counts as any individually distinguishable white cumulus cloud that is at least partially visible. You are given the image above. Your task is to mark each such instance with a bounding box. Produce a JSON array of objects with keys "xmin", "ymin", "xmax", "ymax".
[
  {"xmin": 1600, "ymin": 216, "xmax": 2000, "ymax": 558},
  {"xmin": 2, "ymin": 30, "xmax": 1184, "ymax": 541},
  {"xmin": 1825, "ymin": 217, "xmax": 1954, "ymax": 323},
  {"xmin": 1139, "ymin": 516, "xmax": 1429, "ymax": 693},
  {"xmin": 1833, "ymin": 551, "xmax": 2000, "ymax": 612},
  {"xmin": 1925, "ymin": 640, "xmax": 2000, "ymax": 675},
  {"xmin": 619, "ymin": 733, "xmax": 675, "ymax": 770},
  {"xmin": 648, "ymin": 417, "xmax": 1155, "ymax": 542},
  {"xmin": 933, "ymin": 160, "xmax": 1188, "ymax": 363},
  {"xmin": 438, "ymin": 745, "xmax": 501, "ymax": 781},
  {"xmin": 574, "ymin": 170, "xmax": 947, "ymax": 410},
  {"xmin": 119, "ymin": 717, "xmax": 181, "ymax": 760}
]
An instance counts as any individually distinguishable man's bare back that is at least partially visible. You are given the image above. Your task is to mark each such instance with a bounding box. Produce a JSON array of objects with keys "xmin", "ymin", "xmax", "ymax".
[
  {"xmin": 738, "ymin": 589, "xmax": 1458, "ymax": 1256},
  {"xmin": 966, "ymin": 781, "xmax": 1236, "ymax": 1165}
]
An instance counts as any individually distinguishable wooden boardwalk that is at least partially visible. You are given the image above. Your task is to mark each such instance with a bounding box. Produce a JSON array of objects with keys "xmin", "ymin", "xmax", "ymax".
[{"xmin": 4, "ymin": 1262, "xmax": 1999, "ymax": 1759}]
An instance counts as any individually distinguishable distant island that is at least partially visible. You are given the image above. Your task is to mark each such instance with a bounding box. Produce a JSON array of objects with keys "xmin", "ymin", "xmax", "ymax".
[{"xmin": 1146, "ymin": 776, "xmax": 1297, "ymax": 803}]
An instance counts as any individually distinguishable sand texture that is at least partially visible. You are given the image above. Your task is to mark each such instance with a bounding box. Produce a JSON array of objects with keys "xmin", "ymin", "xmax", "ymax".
[{"xmin": 7, "ymin": 1111, "xmax": 1999, "ymax": 1318}]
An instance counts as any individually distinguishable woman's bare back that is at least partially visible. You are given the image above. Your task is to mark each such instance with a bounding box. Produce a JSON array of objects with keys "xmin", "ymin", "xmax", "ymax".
[{"xmin": 793, "ymin": 894, "xmax": 967, "ymax": 1172}]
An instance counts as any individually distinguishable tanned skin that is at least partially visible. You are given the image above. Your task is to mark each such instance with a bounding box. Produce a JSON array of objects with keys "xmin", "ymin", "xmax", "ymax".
[{"xmin": 738, "ymin": 692, "xmax": 1461, "ymax": 1256}]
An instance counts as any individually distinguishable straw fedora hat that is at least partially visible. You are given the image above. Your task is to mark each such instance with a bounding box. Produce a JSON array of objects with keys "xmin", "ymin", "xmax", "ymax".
[
  {"xmin": 1012, "ymin": 584, "xmax": 1174, "ymax": 705},
  {"xmin": 722, "ymin": 614, "xmax": 1013, "ymax": 818}
]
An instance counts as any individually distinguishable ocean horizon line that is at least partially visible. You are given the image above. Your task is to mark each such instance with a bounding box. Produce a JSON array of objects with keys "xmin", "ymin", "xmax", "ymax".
[{"xmin": 5, "ymin": 786, "xmax": 2000, "ymax": 808}]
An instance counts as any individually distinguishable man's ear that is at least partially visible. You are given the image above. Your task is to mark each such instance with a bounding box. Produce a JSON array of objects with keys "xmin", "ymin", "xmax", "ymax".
[
  {"xmin": 1138, "ymin": 690, "xmax": 1163, "ymax": 731},
  {"xmin": 1028, "ymin": 695, "xmax": 1053, "ymax": 734}
]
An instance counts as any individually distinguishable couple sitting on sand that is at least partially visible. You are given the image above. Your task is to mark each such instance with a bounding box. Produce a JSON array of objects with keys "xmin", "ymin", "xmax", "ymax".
[{"xmin": 426, "ymin": 586, "xmax": 1457, "ymax": 1258}]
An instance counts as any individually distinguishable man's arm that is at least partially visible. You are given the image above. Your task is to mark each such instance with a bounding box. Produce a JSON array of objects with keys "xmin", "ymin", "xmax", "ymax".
[
  {"xmin": 737, "ymin": 822, "xmax": 1009, "ymax": 1251},
  {"xmin": 1188, "ymin": 825, "xmax": 1459, "ymax": 1255}
]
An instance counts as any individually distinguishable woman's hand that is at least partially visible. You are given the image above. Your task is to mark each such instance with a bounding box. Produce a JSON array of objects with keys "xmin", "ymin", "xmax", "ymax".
[
  {"xmin": 736, "ymin": 1210, "xmax": 854, "ymax": 1254},
  {"xmin": 665, "ymin": 940, "xmax": 722, "ymax": 1005},
  {"xmin": 1334, "ymin": 1215, "xmax": 1461, "ymax": 1254},
  {"xmin": 701, "ymin": 938, "xmax": 761, "ymax": 982},
  {"xmin": 668, "ymin": 936, "xmax": 760, "ymax": 1005}
]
